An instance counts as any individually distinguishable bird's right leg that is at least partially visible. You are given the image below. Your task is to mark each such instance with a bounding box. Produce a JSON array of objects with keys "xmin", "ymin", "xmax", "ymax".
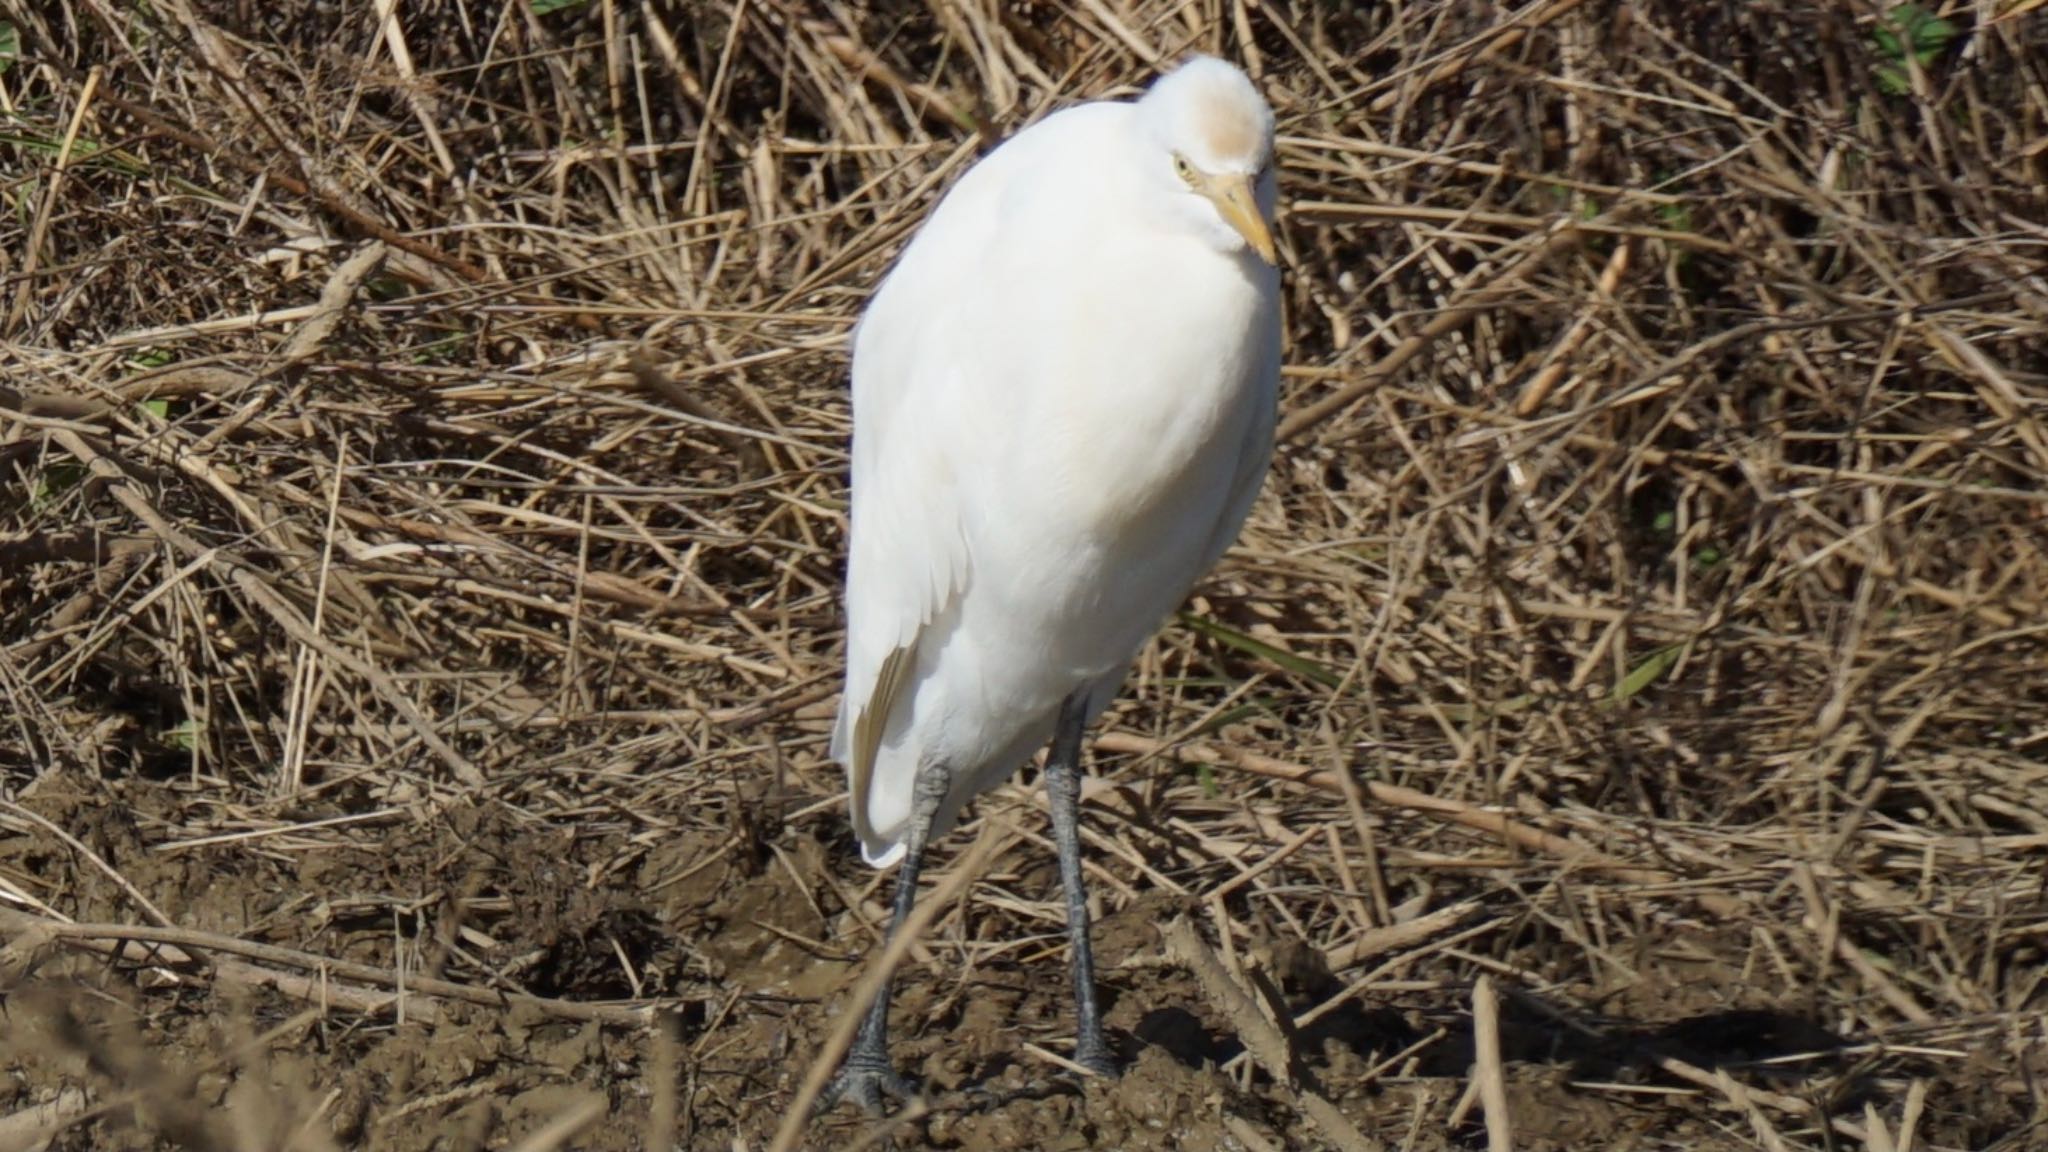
[
  {"xmin": 1046, "ymin": 692, "xmax": 1118, "ymax": 1078},
  {"xmin": 818, "ymin": 757, "xmax": 950, "ymax": 1115}
]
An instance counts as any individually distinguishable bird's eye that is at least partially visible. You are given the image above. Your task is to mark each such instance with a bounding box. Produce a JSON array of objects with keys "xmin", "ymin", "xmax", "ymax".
[{"xmin": 1173, "ymin": 155, "xmax": 1196, "ymax": 185}]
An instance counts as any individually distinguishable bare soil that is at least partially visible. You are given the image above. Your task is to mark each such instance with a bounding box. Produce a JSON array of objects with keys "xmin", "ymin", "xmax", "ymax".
[{"xmin": 4, "ymin": 767, "xmax": 2041, "ymax": 1150}]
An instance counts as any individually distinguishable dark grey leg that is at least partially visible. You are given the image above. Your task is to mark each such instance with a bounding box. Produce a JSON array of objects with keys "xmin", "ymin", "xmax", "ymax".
[
  {"xmin": 819, "ymin": 759, "xmax": 950, "ymax": 1114},
  {"xmin": 1045, "ymin": 693, "xmax": 1118, "ymax": 1077}
]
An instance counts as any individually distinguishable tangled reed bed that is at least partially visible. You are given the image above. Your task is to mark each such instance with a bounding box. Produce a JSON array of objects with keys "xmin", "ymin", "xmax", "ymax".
[{"xmin": 2, "ymin": 0, "xmax": 2046, "ymax": 1149}]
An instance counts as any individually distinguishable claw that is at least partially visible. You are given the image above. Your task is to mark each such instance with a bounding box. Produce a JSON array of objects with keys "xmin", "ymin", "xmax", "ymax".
[{"xmin": 815, "ymin": 1057, "xmax": 920, "ymax": 1117}]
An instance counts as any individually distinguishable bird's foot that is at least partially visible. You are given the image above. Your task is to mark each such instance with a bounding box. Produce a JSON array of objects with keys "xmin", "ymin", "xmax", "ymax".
[
  {"xmin": 1071, "ymin": 1042, "xmax": 1120, "ymax": 1082},
  {"xmin": 815, "ymin": 1056, "xmax": 920, "ymax": 1117}
]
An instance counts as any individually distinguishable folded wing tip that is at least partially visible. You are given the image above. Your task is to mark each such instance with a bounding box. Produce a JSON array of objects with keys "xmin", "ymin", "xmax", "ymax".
[{"xmin": 861, "ymin": 837, "xmax": 907, "ymax": 869}]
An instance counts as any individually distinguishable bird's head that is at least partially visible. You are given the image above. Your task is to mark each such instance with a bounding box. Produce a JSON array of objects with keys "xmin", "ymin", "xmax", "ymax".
[{"xmin": 1137, "ymin": 55, "xmax": 1278, "ymax": 266}]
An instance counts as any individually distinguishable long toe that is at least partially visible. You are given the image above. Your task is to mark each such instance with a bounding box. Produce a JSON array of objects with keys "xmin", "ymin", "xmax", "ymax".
[
  {"xmin": 816, "ymin": 1059, "xmax": 920, "ymax": 1117},
  {"xmin": 1072, "ymin": 1040, "xmax": 1120, "ymax": 1081}
]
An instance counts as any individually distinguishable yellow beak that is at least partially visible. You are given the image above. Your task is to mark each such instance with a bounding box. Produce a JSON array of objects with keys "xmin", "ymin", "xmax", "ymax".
[{"xmin": 1209, "ymin": 174, "xmax": 1278, "ymax": 266}]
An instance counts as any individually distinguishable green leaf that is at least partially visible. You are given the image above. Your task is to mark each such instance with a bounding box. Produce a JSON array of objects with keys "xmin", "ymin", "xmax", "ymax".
[
  {"xmin": 368, "ymin": 274, "xmax": 414, "ymax": 301},
  {"xmin": 413, "ymin": 331, "xmax": 467, "ymax": 363},
  {"xmin": 1195, "ymin": 760, "xmax": 1220, "ymax": 799},
  {"xmin": 0, "ymin": 22, "xmax": 20, "ymax": 76},
  {"xmin": 1188, "ymin": 702, "xmax": 1267, "ymax": 739},
  {"xmin": 140, "ymin": 398, "xmax": 169, "ymax": 420},
  {"xmin": 1178, "ymin": 611, "xmax": 1342, "ymax": 689},
  {"xmin": 32, "ymin": 461, "xmax": 87, "ymax": 508},
  {"xmin": 1651, "ymin": 509, "xmax": 1676, "ymax": 534},
  {"xmin": 531, "ymin": 0, "xmax": 586, "ymax": 12},
  {"xmin": 1875, "ymin": 3, "xmax": 1956, "ymax": 61},
  {"xmin": 1872, "ymin": 4, "xmax": 1955, "ymax": 93},
  {"xmin": 163, "ymin": 719, "xmax": 201, "ymax": 751},
  {"xmin": 1613, "ymin": 644, "xmax": 1683, "ymax": 704}
]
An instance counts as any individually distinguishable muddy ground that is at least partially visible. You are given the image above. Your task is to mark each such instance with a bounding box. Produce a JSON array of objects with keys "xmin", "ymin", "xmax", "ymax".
[{"xmin": 3, "ymin": 766, "xmax": 2039, "ymax": 1151}]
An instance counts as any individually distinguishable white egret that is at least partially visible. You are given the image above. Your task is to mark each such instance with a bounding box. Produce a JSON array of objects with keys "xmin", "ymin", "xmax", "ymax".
[{"xmin": 826, "ymin": 55, "xmax": 1281, "ymax": 1110}]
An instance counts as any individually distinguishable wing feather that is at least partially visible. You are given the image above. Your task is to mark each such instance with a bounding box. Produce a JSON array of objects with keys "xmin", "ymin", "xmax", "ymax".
[
  {"xmin": 832, "ymin": 355, "xmax": 971, "ymax": 857},
  {"xmin": 832, "ymin": 138, "xmax": 1025, "ymax": 857}
]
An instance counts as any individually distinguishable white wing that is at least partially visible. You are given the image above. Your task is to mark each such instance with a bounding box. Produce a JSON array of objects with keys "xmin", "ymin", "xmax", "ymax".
[
  {"xmin": 831, "ymin": 308, "xmax": 967, "ymax": 862},
  {"xmin": 831, "ymin": 127, "xmax": 1047, "ymax": 862}
]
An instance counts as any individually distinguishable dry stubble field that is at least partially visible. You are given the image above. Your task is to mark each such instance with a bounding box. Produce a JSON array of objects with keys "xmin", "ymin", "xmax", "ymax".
[{"xmin": 3, "ymin": 1, "xmax": 2048, "ymax": 1149}]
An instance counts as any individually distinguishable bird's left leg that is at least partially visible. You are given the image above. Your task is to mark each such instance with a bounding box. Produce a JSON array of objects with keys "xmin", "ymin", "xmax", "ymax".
[
  {"xmin": 818, "ymin": 756, "xmax": 950, "ymax": 1115},
  {"xmin": 1044, "ymin": 692, "xmax": 1119, "ymax": 1078}
]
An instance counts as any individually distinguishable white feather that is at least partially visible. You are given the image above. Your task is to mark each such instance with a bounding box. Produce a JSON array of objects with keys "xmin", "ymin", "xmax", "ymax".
[{"xmin": 834, "ymin": 56, "xmax": 1282, "ymax": 866}]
